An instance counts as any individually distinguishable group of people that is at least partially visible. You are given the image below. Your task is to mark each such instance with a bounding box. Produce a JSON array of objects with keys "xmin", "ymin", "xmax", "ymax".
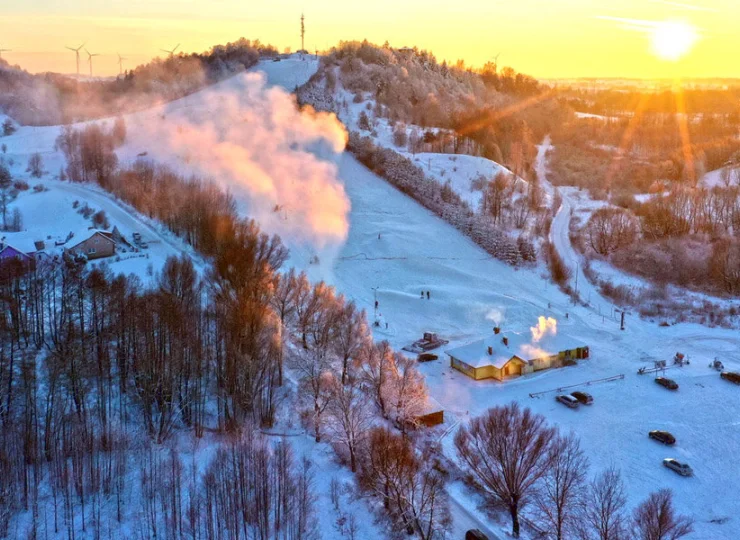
[{"xmin": 420, "ymin": 290, "xmax": 431, "ymax": 299}]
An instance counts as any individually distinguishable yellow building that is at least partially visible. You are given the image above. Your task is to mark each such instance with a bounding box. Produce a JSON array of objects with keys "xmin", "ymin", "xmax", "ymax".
[{"xmin": 446, "ymin": 331, "xmax": 589, "ymax": 381}]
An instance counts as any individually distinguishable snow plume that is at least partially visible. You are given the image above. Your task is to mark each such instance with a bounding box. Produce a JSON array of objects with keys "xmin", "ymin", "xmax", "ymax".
[
  {"xmin": 519, "ymin": 316, "xmax": 558, "ymax": 360},
  {"xmin": 485, "ymin": 307, "xmax": 505, "ymax": 325},
  {"xmin": 530, "ymin": 316, "xmax": 557, "ymax": 343},
  {"xmin": 132, "ymin": 71, "xmax": 349, "ymax": 250}
]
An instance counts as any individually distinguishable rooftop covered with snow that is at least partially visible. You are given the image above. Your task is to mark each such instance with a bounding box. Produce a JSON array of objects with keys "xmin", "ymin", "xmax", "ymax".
[{"xmin": 446, "ymin": 329, "xmax": 587, "ymax": 369}]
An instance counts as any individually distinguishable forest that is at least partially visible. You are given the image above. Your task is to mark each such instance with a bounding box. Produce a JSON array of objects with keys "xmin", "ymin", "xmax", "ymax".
[{"xmin": 0, "ymin": 38, "xmax": 278, "ymax": 125}]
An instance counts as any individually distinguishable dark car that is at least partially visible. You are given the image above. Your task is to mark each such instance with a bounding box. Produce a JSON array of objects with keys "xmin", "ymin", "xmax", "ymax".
[
  {"xmin": 720, "ymin": 372, "xmax": 740, "ymax": 385},
  {"xmin": 649, "ymin": 430, "xmax": 676, "ymax": 445},
  {"xmin": 571, "ymin": 391, "xmax": 593, "ymax": 405},
  {"xmin": 655, "ymin": 377, "xmax": 678, "ymax": 390},
  {"xmin": 556, "ymin": 394, "xmax": 580, "ymax": 409},
  {"xmin": 417, "ymin": 353, "xmax": 439, "ymax": 362},
  {"xmin": 465, "ymin": 530, "xmax": 488, "ymax": 540}
]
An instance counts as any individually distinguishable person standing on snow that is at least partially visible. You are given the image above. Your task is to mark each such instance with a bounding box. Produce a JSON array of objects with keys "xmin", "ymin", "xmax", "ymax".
[{"xmin": 426, "ymin": 291, "xmax": 430, "ymax": 299}]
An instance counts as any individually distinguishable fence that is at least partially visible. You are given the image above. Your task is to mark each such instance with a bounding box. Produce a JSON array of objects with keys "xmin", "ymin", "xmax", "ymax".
[{"xmin": 529, "ymin": 373, "xmax": 625, "ymax": 398}]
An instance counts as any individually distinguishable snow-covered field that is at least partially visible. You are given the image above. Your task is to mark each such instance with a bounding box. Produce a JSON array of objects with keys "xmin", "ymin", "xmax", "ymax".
[
  {"xmin": 2, "ymin": 56, "xmax": 739, "ymax": 538},
  {"xmin": 0, "ymin": 130, "xmax": 198, "ymax": 281}
]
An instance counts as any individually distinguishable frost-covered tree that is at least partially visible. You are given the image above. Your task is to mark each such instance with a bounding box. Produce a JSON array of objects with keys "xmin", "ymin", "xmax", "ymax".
[{"xmin": 325, "ymin": 374, "xmax": 372, "ymax": 472}]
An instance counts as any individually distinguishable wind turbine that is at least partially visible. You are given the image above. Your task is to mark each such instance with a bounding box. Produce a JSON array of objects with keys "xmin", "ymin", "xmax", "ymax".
[
  {"xmin": 160, "ymin": 44, "xmax": 180, "ymax": 58},
  {"xmin": 65, "ymin": 43, "xmax": 86, "ymax": 75},
  {"xmin": 85, "ymin": 48, "xmax": 100, "ymax": 77},
  {"xmin": 117, "ymin": 53, "xmax": 127, "ymax": 75}
]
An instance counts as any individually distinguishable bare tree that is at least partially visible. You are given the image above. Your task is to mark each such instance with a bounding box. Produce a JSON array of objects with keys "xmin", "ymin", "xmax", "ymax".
[
  {"xmin": 271, "ymin": 269, "xmax": 299, "ymax": 386},
  {"xmin": 386, "ymin": 355, "xmax": 427, "ymax": 434},
  {"xmin": 26, "ymin": 153, "xmax": 44, "ymax": 178},
  {"xmin": 325, "ymin": 374, "xmax": 372, "ymax": 472},
  {"xmin": 360, "ymin": 427, "xmax": 450, "ymax": 538},
  {"xmin": 577, "ymin": 467, "xmax": 629, "ymax": 540},
  {"xmin": 633, "ymin": 489, "xmax": 693, "ymax": 540},
  {"xmin": 534, "ymin": 432, "xmax": 589, "ymax": 540},
  {"xmin": 358, "ymin": 341, "xmax": 395, "ymax": 417},
  {"xmin": 586, "ymin": 207, "xmax": 639, "ymax": 256},
  {"xmin": 333, "ymin": 298, "xmax": 369, "ymax": 385},
  {"xmin": 454, "ymin": 403, "xmax": 556, "ymax": 537}
]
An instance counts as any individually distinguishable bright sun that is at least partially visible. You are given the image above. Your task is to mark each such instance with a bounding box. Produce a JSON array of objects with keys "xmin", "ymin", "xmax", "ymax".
[{"xmin": 651, "ymin": 20, "xmax": 698, "ymax": 61}]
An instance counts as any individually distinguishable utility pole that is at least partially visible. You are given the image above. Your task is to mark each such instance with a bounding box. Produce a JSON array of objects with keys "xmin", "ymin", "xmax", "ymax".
[
  {"xmin": 574, "ymin": 262, "xmax": 579, "ymax": 304},
  {"xmin": 372, "ymin": 287, "xmax": 379, "ymax": 327},
  {"xmin": 301, "ymin": 13, "xmax": 306, "ymax": 53}
]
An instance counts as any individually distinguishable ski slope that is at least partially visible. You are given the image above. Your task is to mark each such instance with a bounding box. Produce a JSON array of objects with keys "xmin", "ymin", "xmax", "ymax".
[{"xmin": 255, "ymin": 61, "xmax": 740, "ymax": 540}]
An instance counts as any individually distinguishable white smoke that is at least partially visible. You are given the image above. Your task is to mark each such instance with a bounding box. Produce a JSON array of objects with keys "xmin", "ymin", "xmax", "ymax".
[
  {"xmin": 125, "ymin": 71, "xmax": 350, "ymax": 251},
  {"xmin": 485, "ymin": 307, "xmax": 506, "ymax": 325},
  {"xmin": 530, "ymin": 316, "xmax": 557, "ymax": 343}
]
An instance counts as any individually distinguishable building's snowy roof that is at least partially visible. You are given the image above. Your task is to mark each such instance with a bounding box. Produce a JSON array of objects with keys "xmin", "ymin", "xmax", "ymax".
[
  {"xmin": 420, "ymin": 395, "xmax": 444, "ymax": 416},
  {"xmin": 446, "ymin": 331, "xmax": 587, "ymax": 369}
]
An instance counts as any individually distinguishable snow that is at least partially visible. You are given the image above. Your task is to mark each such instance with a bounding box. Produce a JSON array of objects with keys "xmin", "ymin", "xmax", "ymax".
[
  {"xmin": 409, "ymin": 152, "xmax": 526, "ymax": 209},
  {"xmin": 329, "ymin": 79, "xmax": 528, "ymax": 210},
  {"xmin": 701, "ymin": 166, "xmax": 740, "ymax": 189},
  {"xmin": 2, "ymin": 55, "xmax": 739, "ymax": 538},
  {"xmin": 575, "ymin": 111, "xmax": 617, "ymax": 121},
  {"xmin": 253, "ymin": 60, "xmax": 740, "ymax": 540},
  {"xmin": 0, "ymin": 175, "xmax": 198, "ymax": 282}
]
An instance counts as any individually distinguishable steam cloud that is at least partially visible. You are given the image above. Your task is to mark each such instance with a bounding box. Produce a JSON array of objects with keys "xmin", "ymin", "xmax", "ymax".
[
  {"xmin": 126, "ymin": 71, "xmax": 350, "ymax": 250},
  {"xmin": 530, "ymin": 316, "xmax": 557, "ymax": 342}
]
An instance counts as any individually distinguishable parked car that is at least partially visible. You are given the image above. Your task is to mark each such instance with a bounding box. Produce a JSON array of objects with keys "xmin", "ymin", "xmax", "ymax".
[
  {"xmin": 663, "ymin": 458, "xmax": 693, "ymax": 477},
  {"xmin": 556, "ymin": 394, "xmax": 580, "ymax": 409},
  {"xmin": 649, "ymin": 430, "xmax": 676, "ymax": 445},
  {"xmin": 417, "ymin": 353, "xmax": 439, "ymax": 362},
  {"xmin": 465, "ymin": 530, "xmax": 488, "ymax": 540},
  {"xmin": 571, "ymin": 391, "xmax": 593, "ymax": 405},
  {"xmin": 720, "ymin": 372, "xmax": 740, "ymax": 385},
  {"xmin": 655, "ymin": 377, "xmax": 678, "ymax": 390}
]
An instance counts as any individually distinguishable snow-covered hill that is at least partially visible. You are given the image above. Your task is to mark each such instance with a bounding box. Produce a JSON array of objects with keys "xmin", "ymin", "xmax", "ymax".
[{"xmin": 2, "ymin": 55, "xmax": 739, "ymax": 538}]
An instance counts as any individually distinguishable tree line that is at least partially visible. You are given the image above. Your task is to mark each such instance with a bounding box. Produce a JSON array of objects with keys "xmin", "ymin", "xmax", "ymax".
[
  {"xmin": 456, "ymin": 403, "xmax": 694, "ymax": 540},
  {"xmin": 581, "ymin": 187, "xmax": 740, "ymax": 295}
]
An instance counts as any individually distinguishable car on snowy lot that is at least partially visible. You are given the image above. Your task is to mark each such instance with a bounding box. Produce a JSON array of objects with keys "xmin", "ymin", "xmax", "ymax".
[
  {"xmin": 663, "ymin": 458, "xmax": 693, "ymax": 477},
  {"xmin": 571, "ymin": 391, "xmax": 593, "ymax": 405},
  {"xmin": 720, "ymin": 372, "xmax": 740, "ymax": 385},
  {"xmin": 655, "ymin": 377, "xmax": 678, "ymax": 390},
  {"xmin": 556, "ymin": 394, "xmax": 580, "ymax": 409},
  {"xmin": 649, "ymin": 431, "xmax": 676, "ymax": 445},
  {"xmin": 465, "ymin": 530, "xmax": 488, "ymax": 540},
  {"xmin": 417, "ymin": 353, "xmax": 439, "ymax": 362}
]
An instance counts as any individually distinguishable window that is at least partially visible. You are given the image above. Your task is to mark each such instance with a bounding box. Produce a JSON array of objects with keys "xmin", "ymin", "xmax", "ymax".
[{"xmin": 88, "ymin": 248, "xmax": 96, "ymax": 254}]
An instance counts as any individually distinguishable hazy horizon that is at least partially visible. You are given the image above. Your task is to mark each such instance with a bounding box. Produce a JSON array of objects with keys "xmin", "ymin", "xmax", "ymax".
[{"xmin": 1, "ymin": 0, "xmax": 738, "ymax": 80}]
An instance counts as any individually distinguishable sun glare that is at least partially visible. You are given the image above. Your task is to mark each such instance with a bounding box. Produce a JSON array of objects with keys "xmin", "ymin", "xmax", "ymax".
[{"xmin": 651, "ymin": 20, "xmax": 698, "ymax": 61}]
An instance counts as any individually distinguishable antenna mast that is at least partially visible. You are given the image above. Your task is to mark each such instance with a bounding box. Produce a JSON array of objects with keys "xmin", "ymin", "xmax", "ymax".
[{"xmin": 301, "ymin": 13, "xmax": 305, "ymax": 52}]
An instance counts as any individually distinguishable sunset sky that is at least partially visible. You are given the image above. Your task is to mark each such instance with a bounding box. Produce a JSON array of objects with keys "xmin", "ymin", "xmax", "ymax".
[{"xmin": 1, "ymin": 0, "xmax": 736, "ymax": 79}]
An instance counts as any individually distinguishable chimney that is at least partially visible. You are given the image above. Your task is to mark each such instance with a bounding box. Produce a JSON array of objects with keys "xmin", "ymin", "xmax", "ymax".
[
  {"xmin": 502, "ymin": 336, "xmax": 509, "ymax": 347},
  {"xmin": 494, "ymin": 326, "xmax": 501, "ymax": 335},
  {"xmin": 487, "ymin": 346, "xmax": 493, "ymax": 355}
]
